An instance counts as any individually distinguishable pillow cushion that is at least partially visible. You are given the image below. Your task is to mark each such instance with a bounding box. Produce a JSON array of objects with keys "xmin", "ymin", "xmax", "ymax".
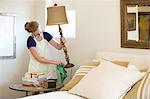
[
  {"xmin": 127, "ymin": 64, "xmax": 149, "ymax": 72},
  {"xmin": 60, "ymin": 75, "xmax": 84, "ymax": 91},
  {"xmin": 112, "ymin": 60, "xmax": 129, "ymax": 67},
  {"xmin": 122, "ymin": 79, "xmax": 142, "ymax": 99},
  {"xmin": 68, "ymin": 60, "xmax": 144, "ymax": 99},
  {"xmin": 122, "ymin": 64, "xmax": 143, "ymax": 99},
  {"xmin": 127, "ymin": 64, "xmax": 140, "ymax": 71},
  {"xmin": 60, "ymin": 65, "xmax": 96, "ymax": 91},
  {"xmin": 60, "ymin": 60, "xmax": 129, "ymax": 91}
]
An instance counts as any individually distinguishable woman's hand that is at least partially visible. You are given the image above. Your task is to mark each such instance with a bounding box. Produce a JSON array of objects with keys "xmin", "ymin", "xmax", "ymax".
[
  {"xmin": 49, "ymin": 37, "xmax": 66, "ymax": 50},
  {"xmin": 55, "ymin": 61, "xmax": 64, "ymax": 65},
  {"xmin": 60, "ymin": 37, "xmax": 66, "ymax": 44}
]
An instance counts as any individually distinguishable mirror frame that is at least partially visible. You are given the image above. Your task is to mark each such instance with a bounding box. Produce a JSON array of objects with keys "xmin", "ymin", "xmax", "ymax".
[{"xmin": 120, "ymin": 0, "xmax": 150, "ymax": 49}]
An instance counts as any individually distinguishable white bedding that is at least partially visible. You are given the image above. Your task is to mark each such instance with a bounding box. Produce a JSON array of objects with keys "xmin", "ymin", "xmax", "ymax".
[{"xmin": 18, "ymin": 91, "xmax": 84, "ymax": 99}]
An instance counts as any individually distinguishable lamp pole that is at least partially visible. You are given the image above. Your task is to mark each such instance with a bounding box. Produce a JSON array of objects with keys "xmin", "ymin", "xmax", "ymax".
[{"xmin": 58, "ymin": 25, "xmax": 74, "ymax": 68}]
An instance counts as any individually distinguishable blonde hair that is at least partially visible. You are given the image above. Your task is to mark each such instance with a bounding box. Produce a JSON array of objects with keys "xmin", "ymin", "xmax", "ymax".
[{"xmin": 24, "ymin": 21, "xmax": 39, "ymax": 33}]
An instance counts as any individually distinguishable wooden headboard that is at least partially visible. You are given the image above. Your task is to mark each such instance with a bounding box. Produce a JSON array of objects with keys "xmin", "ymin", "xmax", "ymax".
[{"xmin": 96, "ymin": 51, "xmax": 150, "ymax": 70}]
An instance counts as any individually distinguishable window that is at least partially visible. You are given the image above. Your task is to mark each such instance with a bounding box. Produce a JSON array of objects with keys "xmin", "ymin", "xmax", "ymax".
[{"xmin": 0, "ymin": 13, "xmax": 16, "ymax": 59}]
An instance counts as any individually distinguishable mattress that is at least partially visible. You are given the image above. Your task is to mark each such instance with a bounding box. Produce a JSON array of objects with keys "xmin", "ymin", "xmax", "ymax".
[{"xmin": 18, "ymin": 91, "xmax": 84, "ymax": 99}]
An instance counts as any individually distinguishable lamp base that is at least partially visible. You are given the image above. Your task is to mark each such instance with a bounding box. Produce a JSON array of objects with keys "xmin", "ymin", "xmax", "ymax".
[{"xmin": 64, "ymin": 63, "xmax": 74, "ymax": 68}]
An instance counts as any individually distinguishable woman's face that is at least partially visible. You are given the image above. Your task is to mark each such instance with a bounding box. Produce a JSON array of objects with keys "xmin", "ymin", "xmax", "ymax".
[{"xmin": 33, "ymin": 29, "xmax": 41, "ymax": 36}]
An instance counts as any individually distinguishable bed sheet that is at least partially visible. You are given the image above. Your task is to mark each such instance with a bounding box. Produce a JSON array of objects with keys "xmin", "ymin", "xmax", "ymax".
[{"xmin": 18, "ymin": 91, "xmax": 84, "ymax": 99}]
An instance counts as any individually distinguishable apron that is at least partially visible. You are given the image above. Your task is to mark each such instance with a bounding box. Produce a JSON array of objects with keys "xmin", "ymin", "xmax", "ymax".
[{"xmin": 28, "ymin": 33, "xmax": 58, "ymax": 79}]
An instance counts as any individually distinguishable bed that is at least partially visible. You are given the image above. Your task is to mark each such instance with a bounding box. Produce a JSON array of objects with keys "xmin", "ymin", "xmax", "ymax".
[
  {"xmin": 18, "ymin": 91, "xmax": 84, "ymax": 99},
  {"xmin": 18, "ymin": 51, "xmax": 150, "ymax": 99}
]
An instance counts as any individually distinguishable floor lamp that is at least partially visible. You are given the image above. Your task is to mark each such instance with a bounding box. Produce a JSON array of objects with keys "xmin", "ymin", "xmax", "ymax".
[{"xmin": 47, "ymin": 4, "xmax": 74, "ymax": 68}]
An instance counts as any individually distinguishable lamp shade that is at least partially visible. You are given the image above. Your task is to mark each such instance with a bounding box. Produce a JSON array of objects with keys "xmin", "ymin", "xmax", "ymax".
[{"xmin": 47, "ymin": 6, "xmax": 68, "ymax": 25}]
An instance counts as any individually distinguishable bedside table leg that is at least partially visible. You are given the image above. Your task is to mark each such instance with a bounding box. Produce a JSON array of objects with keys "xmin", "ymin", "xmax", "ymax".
[{"xmin": 25, "ymin": 91, "xmax": 28, "ymax": 96}]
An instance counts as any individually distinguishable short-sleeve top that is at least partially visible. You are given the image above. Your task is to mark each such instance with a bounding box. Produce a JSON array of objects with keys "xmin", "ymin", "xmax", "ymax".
[{"xmin": 27, "ymin": 32, "xmax": 53, "ymax": 49}]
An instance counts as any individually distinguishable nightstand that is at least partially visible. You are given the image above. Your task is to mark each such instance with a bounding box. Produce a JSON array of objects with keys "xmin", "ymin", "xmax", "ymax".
[{"xmin": 9, "ymin": 82, "xmax": 63, "ymax": 96}]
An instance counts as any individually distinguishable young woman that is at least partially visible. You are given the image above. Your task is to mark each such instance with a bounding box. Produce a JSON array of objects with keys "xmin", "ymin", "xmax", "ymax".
[{"xmin": 24, "ymin": 21, "xmax": 65, "ymax": 79}]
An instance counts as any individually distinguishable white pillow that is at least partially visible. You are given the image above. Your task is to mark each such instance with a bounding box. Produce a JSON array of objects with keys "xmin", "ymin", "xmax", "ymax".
[
  {"xmin": 128, "ymin": 64, "xmax": 149, "ymax": 72},
  {"xmin": 127, "ymin": 64, "xmax": 139, "ymax": 71},
  {"xmin": 68, "ymin": 59, "xmax": 145, "ymax": 99}
]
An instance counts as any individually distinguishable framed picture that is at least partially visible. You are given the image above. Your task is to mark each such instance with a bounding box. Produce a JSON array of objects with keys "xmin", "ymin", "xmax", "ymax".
[
  {"xmin": 0, "ymin": 13, "xmax": 16, "ymax": 59},
  {"xmin": 138, "ymin": 12, "xmax": 150, "ymax": 41},
  {"xmin": 127, "ymin": 13, "xmax": 136, "ymax": 31}
]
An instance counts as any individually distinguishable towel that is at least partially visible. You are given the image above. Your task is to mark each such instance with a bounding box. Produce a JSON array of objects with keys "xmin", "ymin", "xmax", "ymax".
[{"xmin": 56, "ymin": 64, "xmax": 67, "ymax": 84}]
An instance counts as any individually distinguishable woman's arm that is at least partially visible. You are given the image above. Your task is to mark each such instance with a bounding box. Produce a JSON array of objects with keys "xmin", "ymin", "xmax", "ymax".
[
  {"xmin": 29, "ymin": 47, "xmax": 63, "ymax": 65},
  {"xmin": 49, "ymin": 37, "xmax": 65, "ymax": 50}
]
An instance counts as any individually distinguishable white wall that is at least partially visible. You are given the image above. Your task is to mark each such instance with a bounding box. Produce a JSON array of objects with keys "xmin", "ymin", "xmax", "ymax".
[{"xmin": 0, "ymin": 0, "xmax": 38, "ymax": 99}]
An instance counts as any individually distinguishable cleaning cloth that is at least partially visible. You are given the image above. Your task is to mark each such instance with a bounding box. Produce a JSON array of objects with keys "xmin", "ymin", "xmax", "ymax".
[{"xmin": 56, "ymin": 64, "xmax": 67, "ymax": 84}]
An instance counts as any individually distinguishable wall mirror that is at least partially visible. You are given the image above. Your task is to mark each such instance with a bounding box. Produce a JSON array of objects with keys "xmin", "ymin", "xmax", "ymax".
[
  {"xmin": 0, "ymin": 13, "xmax": 16, "ymax": 59},
  {"xmin": 121, "ymin": 0, "xmax": 150, "ymax": 49}
]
